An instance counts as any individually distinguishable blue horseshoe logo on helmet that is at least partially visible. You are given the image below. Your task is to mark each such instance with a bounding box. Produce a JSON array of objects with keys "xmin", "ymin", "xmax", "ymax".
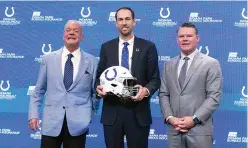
[{"xmin": 105, "ymin": 68, "xmax": 117, "ymax": 81}]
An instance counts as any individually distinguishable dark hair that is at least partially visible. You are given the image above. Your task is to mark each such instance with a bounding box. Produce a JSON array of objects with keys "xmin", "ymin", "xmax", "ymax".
[
  {"xmin": 115, "ymin": 7, "xmax": 135, "ymax": 20},
  {"xmin": 177, "ymin": 22, "xmax": 198, "ymax": 35}
]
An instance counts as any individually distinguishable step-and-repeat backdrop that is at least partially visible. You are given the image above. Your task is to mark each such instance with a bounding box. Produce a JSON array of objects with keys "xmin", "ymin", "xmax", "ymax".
[{"xmin": 0, "ymin": 1, "xmax": 247, "ymax": 148}]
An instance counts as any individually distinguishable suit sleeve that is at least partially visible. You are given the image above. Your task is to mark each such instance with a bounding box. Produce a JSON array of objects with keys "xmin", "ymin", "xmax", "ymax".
[
  {"xmin": 194, "ymin": 60, "xmax": 222, "ymax": 123},
  {"xmin": 94, "ymin": 44, "xmax": 107, "ymax": 98},
  {"xmin": 28, "ymin": 57, "xmax": 47, "ymax": 121},
  {"xmin": 159, "ymin": 63, "xmax": 173, "ymax": 121},
  {"xmin": 144, "ymin": 43, "xmax": 161, "ymax": 96},
  {"xmin": 91, "ymin": 57, "xmax": 100, "ymax": 113}
]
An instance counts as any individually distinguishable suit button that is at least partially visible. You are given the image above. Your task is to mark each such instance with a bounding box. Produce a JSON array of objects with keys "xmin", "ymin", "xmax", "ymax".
[{"xmin": 63, "ymin": 106, "xmax": 65, "ymax": 109}]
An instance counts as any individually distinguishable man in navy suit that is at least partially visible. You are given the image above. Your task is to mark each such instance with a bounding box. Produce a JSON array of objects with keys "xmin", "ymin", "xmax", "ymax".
[
  {"xmin": 28, "ymin": 20, "xmax": 99, "ymax": 148},
  {"xmin": 95, "ymin": 7, "xmax": 160, "ymax": 148}
]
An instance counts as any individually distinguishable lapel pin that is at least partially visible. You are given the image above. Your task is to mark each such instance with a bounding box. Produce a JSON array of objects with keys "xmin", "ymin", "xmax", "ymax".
[{"xmin": 136, "ymin": 48, "xmax": 139, "ymax": 52}]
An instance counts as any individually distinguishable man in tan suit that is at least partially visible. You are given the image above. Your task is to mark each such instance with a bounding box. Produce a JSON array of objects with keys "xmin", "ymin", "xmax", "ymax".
[{"xmin": 159, "ymin": 22, "xmax": 222, "ymax": 148}]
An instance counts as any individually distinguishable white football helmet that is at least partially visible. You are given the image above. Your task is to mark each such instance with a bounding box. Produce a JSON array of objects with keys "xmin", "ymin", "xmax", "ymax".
[{"xmin": 100, "ymin": 66, "xmax": 139, "ymax": 98}]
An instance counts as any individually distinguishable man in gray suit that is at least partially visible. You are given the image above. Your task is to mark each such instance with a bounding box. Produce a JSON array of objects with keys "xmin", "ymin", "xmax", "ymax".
[
  {"xmin": 28, "ymin": 20, "xmax": 98, "ymax": 148},
  {"xmin": 159, "ymin": 22, "xmax": 222, "ymax": 148}
]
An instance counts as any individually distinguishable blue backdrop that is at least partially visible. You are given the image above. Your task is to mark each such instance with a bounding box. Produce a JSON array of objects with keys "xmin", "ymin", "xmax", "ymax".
[{"xmin": 0, "ymin": 1, "xmax": 247, "ymax": 148}]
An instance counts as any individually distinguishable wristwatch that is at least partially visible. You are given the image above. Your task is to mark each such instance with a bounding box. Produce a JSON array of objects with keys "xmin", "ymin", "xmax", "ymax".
[{"xmin": 193, "ymin": 115, "xmax": 200, "ymax": 124}]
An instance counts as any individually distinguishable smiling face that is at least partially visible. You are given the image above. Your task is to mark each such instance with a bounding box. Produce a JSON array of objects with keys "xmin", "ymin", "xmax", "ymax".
[
  {"xmin": 115, "ymin": 9, "xmax": 136, "ymax": 40},
  {"xmin": 177, "ymin": 27, "xmax": 200, "ymax": 55},
  {"xmin": 63, "ymin": 21, "xmax": 84, "ymax": 51}
]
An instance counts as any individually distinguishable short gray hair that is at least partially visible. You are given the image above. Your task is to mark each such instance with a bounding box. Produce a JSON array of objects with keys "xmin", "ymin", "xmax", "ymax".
[{"xmin": 64, "ymin": 20, "xmax": 83, "ymax": 34}]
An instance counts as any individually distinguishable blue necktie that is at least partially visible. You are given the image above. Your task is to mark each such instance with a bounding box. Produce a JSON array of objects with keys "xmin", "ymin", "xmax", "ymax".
[
  {"xmin": 64, "ymin": 54, "xmax": 74, "ymax": 90},
  {"xmin": 121, "ymin": 42, "xmax": 129, "ymax": 69}
]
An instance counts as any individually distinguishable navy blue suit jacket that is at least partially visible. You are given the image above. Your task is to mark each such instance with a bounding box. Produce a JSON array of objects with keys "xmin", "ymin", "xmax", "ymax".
[{"xmin": 95, "ymin": 37, "xmax": 160, "ymax": 127}]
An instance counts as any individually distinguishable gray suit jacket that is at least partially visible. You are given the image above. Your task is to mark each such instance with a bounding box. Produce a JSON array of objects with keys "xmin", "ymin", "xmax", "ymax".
[
  {"xmin": 159, "ymin": 51, "xmax": 222, "ymax": 135},
  {"xmin": 29, "ymin": 48, "xmax": 99, "ymax": 136}
]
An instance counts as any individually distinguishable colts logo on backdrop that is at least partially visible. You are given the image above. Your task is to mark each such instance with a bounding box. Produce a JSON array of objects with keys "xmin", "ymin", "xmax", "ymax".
[
  {"xmin": 241, "ymin": 86, "xmax": 248, "ymax": 98},
  {"xmin": 241, "ymin": 8, "xmax": 248, "ymax": 20},
  {"xmin": 5, "ymin": 7, "xmax": 15, "ymax": 17},
  {"xmin": 81, "ymin": 7, "xmax": 91, "ymax": 18},
  {"xmin": 42, "ymin": 44, "xmax": 52, "ymax": 55},
  {"xmin": 197, "ymin": 46, "xmax": 209, "ymax": 56},
  {"xmin": 160, "ymin": 7, "xmax": 170, "ymax": 19},
  {"xmin": 0, "ymin": 80, "xmax": 10, "ymax": 91}
]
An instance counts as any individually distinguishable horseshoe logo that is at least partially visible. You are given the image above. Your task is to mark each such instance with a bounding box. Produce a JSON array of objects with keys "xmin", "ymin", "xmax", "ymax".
[
  {"xmin": 0, "ymin": 80, "xmax": 10, "ymax": 91},
  {"xmin": 105, "ymin": 68, "xmax": 117, "ymax": 81},
  {"xmin": 242, "ymin": 8, "xmax": 248, "ymax": 20},
  {"xmin": 81, "ymin": 7, "xmax": 91, "ymax": 18},
  {"xmin": 42, "ymin": 44, "xmax": 52, "ymax": 55},
  {"xmin": 198, "ymin": 46, "xmax": 209, "ymax": 56},
  {"xmin": 160, "ymin": 7, "xmax": 170, "ymax": 19},
  {"xmin": 5, "ymin": 7, "xmax": 15, "ymax": 18},
  {"xmin": 241, "ymin": 86, "xmax": 248, "ymax": 98}
]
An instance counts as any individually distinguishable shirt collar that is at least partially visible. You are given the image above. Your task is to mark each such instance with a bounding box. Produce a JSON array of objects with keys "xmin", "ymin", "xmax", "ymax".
[
  {"xmin": 180, "ymin": 49, "xmax": 198, "ymax": 60},
  {"xmin": 119, "ymin": 35, "xmax": 134, "ymax": 46},
  {"xmin": 62, "ymin": 46, "xmax": 81, "ymax": 60}
]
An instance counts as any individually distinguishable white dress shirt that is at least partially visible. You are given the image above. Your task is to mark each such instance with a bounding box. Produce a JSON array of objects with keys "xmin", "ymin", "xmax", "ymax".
[
  {"xmin": 61, "ymin": 46, "xmax": 81, "ymax": 81},
  {"xmin": 177, "ymin": 49, "xmax": 198, "ymax": 78},
  {"xmin": 118, "ymin": 36, "xmax": 150, "ymax": 96},
  {"xmin": 118, "ymin": 36, "xmax": 134, "ymax": 71}
]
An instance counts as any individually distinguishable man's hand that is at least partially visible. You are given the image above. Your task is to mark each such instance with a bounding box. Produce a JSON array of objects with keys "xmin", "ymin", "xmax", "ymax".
[
  {"xmin": 177, "ymin": 116, "xmax": 195, "ymax": 130},
  {"xmin": 131, "ymin": 85, "xmax": 148, "ymax": 101},
  {"xmin": 168, "ymin": 117, "xmax": 189, "ymax": 133},
  {"xmin": 96, "ymin": 85, "xmax": 107, "ymax": 98},
  {"xmin": 168, "ymin": 117, "xmax": 180, "ymax": 128},
  {"xmin": 29, "ymin": 118, "xmax": 40, "ymax": 131}
]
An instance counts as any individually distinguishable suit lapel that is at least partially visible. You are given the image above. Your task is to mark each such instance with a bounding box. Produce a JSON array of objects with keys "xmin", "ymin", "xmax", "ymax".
[
  {"xmin": 112, "ymin": 38, "xmax": 119, "ymax": 66},
  {"xmin": 68, "ymin": 50, "xmax": 88, "ymax": 91},
  {"xmin": 172, "ymin": 56, "xmax": 181, "ymax": 91},
  {"xmin": 181, "ymin": 52, "xmax": 203, "ymax": 91},
  {"xmin": 131, "ymin": 37, "xmax": 140, "ymax": 76},
  {"xmin": 53, "ymin": 48, "xmax": 65, "ymax": 90}
]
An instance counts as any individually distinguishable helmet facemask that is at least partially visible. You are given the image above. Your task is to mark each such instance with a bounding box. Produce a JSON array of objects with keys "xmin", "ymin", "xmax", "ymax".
[{"xmin": 121, "ymin": 77, "xmax": 139, "ymax": 98}]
